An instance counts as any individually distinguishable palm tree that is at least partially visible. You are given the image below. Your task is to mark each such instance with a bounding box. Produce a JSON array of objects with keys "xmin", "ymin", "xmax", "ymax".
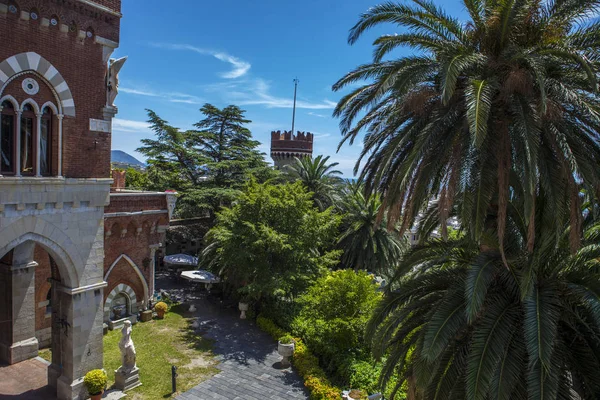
[
  {"xmin": 333, "ymin": 0, "xmax": 600, "ymax": 255},
  {"xmin": 285, "ymin": 155, "xmax": 343, "ymax": 210},
  {"xmin": 338, "ymin": 180, "xmax": 407, "ymax": 275},
  {"xmin": 367, "ymin": 201, "xmax": 600, "ymax": 399}
]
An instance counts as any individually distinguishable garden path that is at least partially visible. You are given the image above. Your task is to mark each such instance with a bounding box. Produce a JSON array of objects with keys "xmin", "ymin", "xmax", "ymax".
[{"xmin": 157, "ymin": 273, "xmax": 309, "ymax": 400}]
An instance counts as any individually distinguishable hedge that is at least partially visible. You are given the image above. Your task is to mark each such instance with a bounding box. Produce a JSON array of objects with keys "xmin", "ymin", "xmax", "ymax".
[{"xmin": 256, "ymin": 315, "xmax": 341, "ymax": 400}]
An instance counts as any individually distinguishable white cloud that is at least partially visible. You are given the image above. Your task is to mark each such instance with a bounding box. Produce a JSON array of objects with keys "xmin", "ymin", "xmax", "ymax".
[
  {"xmin": 308, "ymin": 112, "xmax": 328, "ymax": 118},
  {"xmin": 150, "ymin": 43, "xmax": 250, "ymax": 79},
  {"xmin": 205, "ymin": 79, "xmax": 337, "ymax": 110},
  {"xmin": 120, "ymin": 87, "xmax": 203, "ymax": 105},
  {"xmin": 112, "ymin": 118, "xmax": 151, "ymax": 133}
]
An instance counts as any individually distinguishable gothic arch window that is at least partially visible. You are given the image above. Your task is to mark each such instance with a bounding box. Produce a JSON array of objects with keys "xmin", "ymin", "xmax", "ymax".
[
  {"xmin": 1, "ymin": 100, "xmax": 16, "ymax": 175},
  {"xmin": 40, "ymin": 106, "xmax": 52, "ymax": 175},
  {"xmin": 20, "ymin": 103, "xmax": 35, "ymax": 175}
]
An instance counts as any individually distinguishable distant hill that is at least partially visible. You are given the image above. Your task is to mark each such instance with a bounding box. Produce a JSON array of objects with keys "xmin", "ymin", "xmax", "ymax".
[{"xmin": 111, "ymin": 150, "xmax": 145, "ymax": 168}]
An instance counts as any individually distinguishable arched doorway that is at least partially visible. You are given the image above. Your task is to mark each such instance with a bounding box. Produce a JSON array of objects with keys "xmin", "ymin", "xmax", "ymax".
[{"xmin": 0, "ymin": 229, "xmax": 106, "ymax": 400}]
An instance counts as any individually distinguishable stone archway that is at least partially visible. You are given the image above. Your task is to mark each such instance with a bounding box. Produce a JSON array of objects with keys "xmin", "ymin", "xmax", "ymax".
[
  {"xmin": 0, "ymin": 218, "xmax": 106, "ymax": 400},
  {"xmin": 0, "ymin": 52, "xmax": 76, "ymax": 116}
]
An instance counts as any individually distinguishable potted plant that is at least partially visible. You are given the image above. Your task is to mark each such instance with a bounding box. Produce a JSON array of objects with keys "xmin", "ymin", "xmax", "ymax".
[
  {"xmin": 277, "ymin": 335, "xmax": 295, "ymax": 367},
  {"xmin": 83, "ymin": 369, "xmax": 107, "ymax": 400},
  {"xmin": 155, "ymin": 301, "xmax": 168, "ymax": 319},
  {"xmin": 238, "ymin": 296, "xmax": 250, "ymax": 320}
]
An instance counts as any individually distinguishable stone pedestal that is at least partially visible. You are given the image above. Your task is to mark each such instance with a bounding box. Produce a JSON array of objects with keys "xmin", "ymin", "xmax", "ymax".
[
  {"xmin": 140, "ymin": 310, "xmax": 152, "ymax": 322},
  {"xmin": 115, "ymin": 366, "xmax": 141, "ymax": 392}
]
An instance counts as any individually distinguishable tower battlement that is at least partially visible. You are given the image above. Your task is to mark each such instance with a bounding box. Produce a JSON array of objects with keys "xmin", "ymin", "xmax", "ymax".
[{"xmin": 270, "ymin": 130, "xmax": 314, "ymax": 168}]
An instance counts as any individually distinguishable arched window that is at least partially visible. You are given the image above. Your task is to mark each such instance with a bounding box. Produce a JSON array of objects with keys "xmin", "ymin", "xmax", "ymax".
[
  {"xmin": 46, "ymin": 286, "xmax": 52, "ymax": 314},
  {"xmin": 40, "ymin": 106, "xmax": 52, "ymax": 175},
  {"xmin": 1, "ymin": 100, "xmax": 15, "ymax": 174},
  {"xmin": 20, "ymin": 104, "xmax": 35, "ymax": 175}
]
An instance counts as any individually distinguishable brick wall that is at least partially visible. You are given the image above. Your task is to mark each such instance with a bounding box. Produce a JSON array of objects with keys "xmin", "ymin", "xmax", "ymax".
[
  {"xmin": 104, "ymin": 212, "xmax": 167, "ymax": 302},
  {"xmin": 105, "ymin": 193, "xmax": 168, "ymax": 213},
  {"xmin": 33, "ymin": 245, "xmax": 51, "ymax": 335},
  {"xmin": 0, "ymin": 0, "xmax": 121, "ymax": 178}
]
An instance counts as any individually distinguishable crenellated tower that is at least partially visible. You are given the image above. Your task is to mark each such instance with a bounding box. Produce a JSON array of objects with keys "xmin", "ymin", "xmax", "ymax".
[{"xmin": 270, "ymin": 130, "xmax": 314, "ymax": 168}]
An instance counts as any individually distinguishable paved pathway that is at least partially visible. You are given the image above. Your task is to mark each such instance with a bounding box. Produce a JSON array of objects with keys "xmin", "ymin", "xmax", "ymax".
[
  {"xmin": 157, "ymin": 273, "xmax": 309, "ymax": 400},
  {"xmin": 0, "ymin": 357, "xmax": 56, "ymax": 399}
]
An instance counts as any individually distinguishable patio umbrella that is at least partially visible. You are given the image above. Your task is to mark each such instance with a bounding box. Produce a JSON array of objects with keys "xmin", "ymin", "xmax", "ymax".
[
  {"xmin": 163, "ymin": 253, "xmax": 198, "ymax": 267},
  {"xmin": 180, "ymin": 269, "xmax": 220, "ymax": 284},
  {"xmin": 180, "ymin": 269, "xmax": 221, "ymax": 293}
]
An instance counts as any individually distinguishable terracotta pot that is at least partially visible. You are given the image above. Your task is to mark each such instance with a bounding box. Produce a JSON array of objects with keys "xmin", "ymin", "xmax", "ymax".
[
  {"xmin": 156, "ymin": 309, "xmax": 166, "ymax": 319},
  {"xmin": 90, "ymin": 390, "xmax": 103, "ymax": 400}
]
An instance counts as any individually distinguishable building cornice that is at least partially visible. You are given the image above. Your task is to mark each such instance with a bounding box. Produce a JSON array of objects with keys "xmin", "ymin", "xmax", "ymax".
[{"xmin": 77, "ymin": 0, "xmax": 122, "ymax": 18}]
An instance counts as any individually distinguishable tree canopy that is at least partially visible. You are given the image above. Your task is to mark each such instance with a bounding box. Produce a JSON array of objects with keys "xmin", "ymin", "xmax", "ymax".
[
  {"xmin": 136, "ymin": 104, "xmax": 273, "ymax": 218},
  {"xmin": 202, "ymin": 180, "xmax": 342, "ymax": 300}
]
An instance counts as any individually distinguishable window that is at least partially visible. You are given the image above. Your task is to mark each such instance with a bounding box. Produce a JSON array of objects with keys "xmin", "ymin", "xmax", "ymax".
[
  {"xmin": 1, "ymin": 101, "xmax": 15, "ymax": 174},
  {"xmin": 46, "ymin": 287, "xmax": 52, "ymax": 314},
  {"xmin": 40, "ymin": 107, "xmax": 52, "ymax": 175},
  {"xmin": 20, "ymin": 104, "xmax": 34, "ymax": 175}
]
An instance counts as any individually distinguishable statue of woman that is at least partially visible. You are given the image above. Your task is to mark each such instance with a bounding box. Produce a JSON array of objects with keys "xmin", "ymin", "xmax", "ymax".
[{"xmin": 118, "ymin": 320, "xmax": 136, "ymax": 373}]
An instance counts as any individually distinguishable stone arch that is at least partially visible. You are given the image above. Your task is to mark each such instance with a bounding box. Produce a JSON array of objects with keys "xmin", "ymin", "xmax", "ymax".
[
  {"xmin": 20, "ymin": 97, "xmax": 40, "ymax": 113},
  {"xmin": 40, "ymin": 101, "xmax": 58, "ymax": 114},
  {"xmin": 104, "ymin": 283, "xmax": 137, "ymax": 320},
  {"xmin": 0, "ymin": 94, "xmax": 19, "ymax": 109},
  {"xmin": 0, "ymin": 216, "xmax": 81, "ymax": 287},
  {"xmin": 104, "ymin": 254, "xmax": 149, "ymax": 309},
  {"xmin": 0, "ymin": 52, "xmax": 75, "ymax": 116}
]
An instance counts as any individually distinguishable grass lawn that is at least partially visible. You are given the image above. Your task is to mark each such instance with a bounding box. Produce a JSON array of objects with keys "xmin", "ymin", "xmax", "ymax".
[
  {"xmin": 39, "ymin": 304, "xmax": 219, "ymax": 399},
  {"xmin": 104, "ymin": 304, "xmax": 219, "ymax": 399}
]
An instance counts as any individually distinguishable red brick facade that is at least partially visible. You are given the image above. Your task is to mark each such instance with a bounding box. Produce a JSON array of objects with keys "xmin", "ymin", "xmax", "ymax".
[
  {"xmin": 1, "ymin": 0, "xmax": 172, "ymax": 346},
  {"xmin": 0, "ymin": 0, "xmax": 120, "ymax": 177}
]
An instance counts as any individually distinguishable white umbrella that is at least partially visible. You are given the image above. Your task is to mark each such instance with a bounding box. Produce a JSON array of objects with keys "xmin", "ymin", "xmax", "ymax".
[
  {"xmin": 180, "ymin": 269, "xmax": 221, "ymax": 293},
  {"xmin": 163, "ymin": 253, "xmax": 198, "ymax": 267},
  {"xmin": 180, "ymin": 269, "xmax": 220, "ymax": 284}
]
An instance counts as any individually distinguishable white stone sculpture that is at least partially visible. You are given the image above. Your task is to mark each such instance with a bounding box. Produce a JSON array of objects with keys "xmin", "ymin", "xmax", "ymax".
[
  {"xmin": 107, "ymin": 56, "xmax": 127, "ymax": 106},
  {"xmin": 118, "ymin": 320, "xmax": 136, "ymax": 373},
  {"xmin": 115, "ymin": 320, "xmax": 141, "ymax": 391}
]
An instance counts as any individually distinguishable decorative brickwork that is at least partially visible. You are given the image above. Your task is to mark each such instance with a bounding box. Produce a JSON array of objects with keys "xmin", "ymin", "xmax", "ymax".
[{"xmin": 270, "ymin": 130, "xmax": 314, "ymax": 168}]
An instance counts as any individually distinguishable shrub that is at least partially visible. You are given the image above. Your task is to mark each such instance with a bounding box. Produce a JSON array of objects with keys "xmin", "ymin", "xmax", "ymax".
[
  {"xmin": 154, "ymin": 302, "xmax": 168, "ymax": 313},
  {"xmin": 257, "ymin": 315, "xmax": 340, "ymax": 400},
  {"xmin": 347, "ymin": 360, "xmax": 381, "ymax": 395},
  {"xmin": 83, "ymin": 369, "xmax": 107, "ymax": 395},
  {"xmin": 291, "ymin": 270, "xmax": 381, "ymax": 380},
  {"xmin": 279, "ymin": 335, "xmax": 295, "ymax": 345}
]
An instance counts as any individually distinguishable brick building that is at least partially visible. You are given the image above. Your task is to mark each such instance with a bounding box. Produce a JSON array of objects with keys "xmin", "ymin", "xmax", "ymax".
[{"xmin": 0, "ymin": 1, "xmax": 173, "ymax": 399}]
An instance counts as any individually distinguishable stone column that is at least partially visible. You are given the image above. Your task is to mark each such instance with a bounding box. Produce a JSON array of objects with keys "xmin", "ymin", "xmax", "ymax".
[
  {"xmin": 148, "ymin": 244, "xmax": 160, "ymax": 304},
  {"xmin": 57, "ymin": 114, "xmax": 63, "ymax": 177},
  {"xmin": 54, "ymin": 281, "xmax": 106, "ymax": 400},
  {"xmin": 0, "ymin": 242, "xmax": 39, "ymax": 364}
]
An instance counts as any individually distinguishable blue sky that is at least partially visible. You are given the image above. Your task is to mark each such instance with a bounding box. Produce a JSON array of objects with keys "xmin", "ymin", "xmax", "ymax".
[{"xmin": 111, "ymin": 0, "xmax": 463, "ymax": 176}]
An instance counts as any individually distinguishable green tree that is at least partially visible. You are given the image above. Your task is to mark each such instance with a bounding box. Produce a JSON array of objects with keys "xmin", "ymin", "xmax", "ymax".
[
  {"xmin": 337, "ymin": 180, "xmax": 407, "ymax": 275},
  {"xmin": 333, "ymin": 0, "xmax": 600, "ymax": 255},
  {"xmin": 285, "ymin": 155, "xmax": 343, "ymax": 210},
  {"xmin": 367, "ymin": 202, "xmax": 600, "ymax": 399},
  {"xmin": 124, "ymin": 167, "xmax": 150, "ymax": 190},
  {"xmin": 137, "ymin": 105, "xmax": 273, "ymax": 218},
  {"xmin": 202, "ymin": 181, "xmax": 341, "ymax": 300}
]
